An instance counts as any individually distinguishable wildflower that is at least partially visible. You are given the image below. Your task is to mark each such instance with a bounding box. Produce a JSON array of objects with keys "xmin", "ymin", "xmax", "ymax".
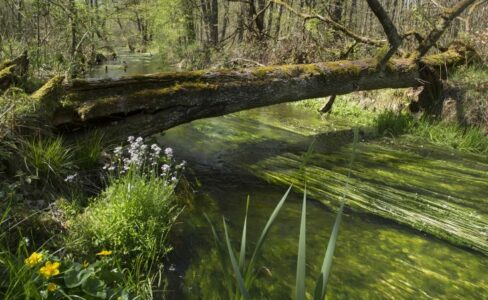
[
  {"xmin": 47, "ymin": 282, "xmax": 57, "ymax": 292},
  {"xmin": 151, "ymin": 144, "xmax": 161, "ymax": 153},
  {"xmin": 176, "ymin": 161, "xmax": 186, "ymax": 170},
  {"xmin": 171, "ymin": 176, "xmax": 178, "ymax": 183},
  {"xmin": 127, "ymin": 136, "xmax": 135, "ymax": 143},
  {"xmin": 113, "ymin": 146, "xmax": 123, "ymax": 156},
  {"xmin": 161, "ymin": 164, "xmax": 170, "ymax": 173},
  {"xmin": 25, "ymin": 252, "xmax": 43, "ymax": 267},
  {"xmin": 96, "ymin": 250, "xmax": 112, "ymax": 256},
  {"xmin": 164, "ymin": 147, "xmax": 173, "ymax": 157},
  {"xmin": 64, "ymin": 173, "xmax": 78, "ymax": 183},
  {"xmin": 40, "ymin": 261, "xmax": 61, "ymax": 278},
  {"xmin": 135, "ymin": 137, "xmax": 143, "ymax": 143}
]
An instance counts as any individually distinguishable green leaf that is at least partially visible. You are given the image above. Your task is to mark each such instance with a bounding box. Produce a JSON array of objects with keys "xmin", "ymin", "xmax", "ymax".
[
  {"xmin": 239, "ymin": 196, "xmax": 250, "ymax": 272},
  {"xmin": 313, "ymin": 203, "xmax": 344, "ymax": 300},
  {"xmin": 82, "ymin": 277, "xmax": 107, "ymax": 299},
  {"xmin": 99, "ymin": 268, "xmax": 124, "ymax": 284},
  {"xmin": 296, "ymin": 187, "xmax": 307, "ymax": 300},
  {"xmin": 246, "ymin": 185, "xmax": 292, "ymax": 283},
  {"xmin": 223, "ymin": 218, "xmax": 250, "ymax": 300},
  {"xmin": 64, "ymin": 267, "xmax": 92, "ymax": 288}
]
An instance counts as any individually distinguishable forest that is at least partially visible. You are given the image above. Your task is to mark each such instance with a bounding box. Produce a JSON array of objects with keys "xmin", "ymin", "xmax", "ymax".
[{"xmin": 1, "ymin": 0, "xmax": 488, "ymax": 299}]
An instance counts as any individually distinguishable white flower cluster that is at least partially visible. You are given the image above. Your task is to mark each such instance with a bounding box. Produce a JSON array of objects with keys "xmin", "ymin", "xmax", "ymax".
[{"xmin": 103, "ymin": 136, "xmax": 186, "ymax": 182}]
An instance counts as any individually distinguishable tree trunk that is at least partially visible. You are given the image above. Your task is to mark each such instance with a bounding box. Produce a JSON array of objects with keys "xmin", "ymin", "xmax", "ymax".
[{"xmin": 47, "ymin": 46, "xmax": 472, "ymax": 141}]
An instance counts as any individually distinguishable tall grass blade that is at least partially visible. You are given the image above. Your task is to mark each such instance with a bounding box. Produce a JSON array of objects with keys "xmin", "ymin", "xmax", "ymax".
[
  {"xmin": 313, "ymin": 202, "xmax": 344, "ymax": 300},
  {"xmin": 239, "ymin": 196, "xmax": 250, "ymax": 271},
  {"xmin": 245, "ymin": 185, "xmax": 292, "ymax": 283},
  {"xmin": 223, "ymin": 218, "xmax": 250, "ymax": 300},
  {"xmin": 296, "ymin": 187, "xmax": 307, "ymax": 300}
]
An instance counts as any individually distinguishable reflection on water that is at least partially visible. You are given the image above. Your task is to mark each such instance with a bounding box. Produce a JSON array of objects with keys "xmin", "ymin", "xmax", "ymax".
[
  {"xmin": 86, "ymin": 48, "xmax": 171, "ymax": 79},
  {"xmin": 157, "ymin": 104, "xmax": 488, "ymax": 299}
]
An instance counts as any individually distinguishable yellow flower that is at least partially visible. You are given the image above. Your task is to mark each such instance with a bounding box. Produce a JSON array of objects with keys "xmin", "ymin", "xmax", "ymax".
[
  {"xmin": 96, "ymin": 250, "xmax": 112, "ymax": 256},
  {"xmin": 24, "ymin": 252, "xmax": 43, "ymax": 267},
  {"xmin": 83, "ymin": 260, "xmax": 89, "ymax": 268},
  {"xmin": 47, "ymin": 282, "xmax": 57, "ymax": 292},
  {"xmin": 39, "ymin": 261, "xmax": 61, "ymax": 278}
]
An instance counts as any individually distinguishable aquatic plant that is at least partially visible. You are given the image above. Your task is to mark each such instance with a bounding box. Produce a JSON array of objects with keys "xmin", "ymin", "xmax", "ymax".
[{"xmin": 208, "ymin": 129, "xmax": 359, "ymax": 299}]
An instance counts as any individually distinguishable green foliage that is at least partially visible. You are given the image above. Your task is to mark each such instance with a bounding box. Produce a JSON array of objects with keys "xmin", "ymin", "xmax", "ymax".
[
  {"xmin": 374, "ymin": 110, "xmax": 488, "ymax": 154},
  {"xmin": 375, "ymin": 111, "xmax": 413, "ymax": 136},
  {"xmin": 72, "ymin": 130, "xmax": 105, "ymax": 169},
  {"xmin": 0, "ymin": 248, "xmax": 130, "ymax": 299},
  {"xmin": 67, "ymin": 171, "xmax": 177, "ymax": 262},
  {"xmin": 20, "ymin": 137, "xmax": 75, "ymax": 190},
  {"xmin": 412, "ymin": 119, "xmax": 488, "ymax": 154}
]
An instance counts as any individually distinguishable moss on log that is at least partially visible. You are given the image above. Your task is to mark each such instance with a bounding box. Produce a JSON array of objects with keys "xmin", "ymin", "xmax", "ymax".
[
  {"xmin": 50, "ymin": 46, "xmax": 472, "ymax": 140},
  {"xmin": 31, "ymin": 75, "xmax": 65, "ymax": 118},
  {"xmin": 0, "ymin": 65, "xmax": 17, "ymax": 92}
]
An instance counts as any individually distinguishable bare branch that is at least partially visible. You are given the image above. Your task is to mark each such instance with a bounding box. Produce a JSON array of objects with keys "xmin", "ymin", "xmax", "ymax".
[
  {"xmin": 365, "ymin": 0, "xmax": 402, "ymax": 67},
  {"xmin": 271, "ymin": 0, "xmax": 385, "ymax": 46},
  {"xmin": 418, "ymin": 0, "xmax": 478, "ymax": 56}
]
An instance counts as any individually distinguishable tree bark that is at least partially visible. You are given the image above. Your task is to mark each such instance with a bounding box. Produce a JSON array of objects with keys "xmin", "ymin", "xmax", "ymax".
[{"xmin": 46, "ymin": 46, "xmax": 473, "ymax": 141}]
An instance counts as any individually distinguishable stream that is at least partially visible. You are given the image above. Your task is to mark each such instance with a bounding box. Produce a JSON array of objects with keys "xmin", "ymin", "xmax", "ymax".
[{"xmin": 89, "ymin": 56, "xmax": 488, "ymax": 299}]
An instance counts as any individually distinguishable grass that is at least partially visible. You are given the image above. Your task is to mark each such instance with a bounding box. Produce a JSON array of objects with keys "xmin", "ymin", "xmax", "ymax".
[
  {"xmin": 373, "ymin": 110, "xmax": 488, "ymax": 155},
  {"xmin": 20, "ymin": 137, "xmax": 75, "ymax": 189},
  {"xmin": 412, "ymin": 119, "xmax": 488, "ymax": 154},
  {"xmin": 375, "ymin": 111, "xmax": 413, "ymax": 137}
]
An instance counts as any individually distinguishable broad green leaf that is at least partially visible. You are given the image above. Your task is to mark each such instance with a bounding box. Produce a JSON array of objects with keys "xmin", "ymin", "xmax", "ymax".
[
  {"xmin": 82, "ymin": 277, "xmax": 107, "ymax": 299},
  {"xmin": 64, "ymin": 267, "xmax": 92, "ymax": 288}
]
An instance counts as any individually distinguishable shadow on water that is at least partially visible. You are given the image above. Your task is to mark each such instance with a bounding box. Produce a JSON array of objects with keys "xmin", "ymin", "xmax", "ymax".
[{"xmin": 156, "ymin": 103, "xmax": 488, "ymax": 299}]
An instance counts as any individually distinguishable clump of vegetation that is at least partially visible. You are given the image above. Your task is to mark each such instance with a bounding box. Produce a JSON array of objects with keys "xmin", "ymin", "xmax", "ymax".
[
  {"xmin": 373, "ymin": 110, "xmax": 488, "ymax": 155},
  {"xmin": 0, "ymin": 247, "xmax": 130, "ymax": 299},
  {"xmin": 412, "ymin": 119, "xmax": 488, "ymax": 154},
  {"xmin": 66, "ymin": 136, "xmax": 184, "ymax": 264},
  {"xmin": 375, "ymin": 111, "xmax": 413, "ymax": 136}
]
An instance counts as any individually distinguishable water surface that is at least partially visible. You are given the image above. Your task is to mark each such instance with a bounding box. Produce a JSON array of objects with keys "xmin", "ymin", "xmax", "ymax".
[{"xmin": 156, "ymin": 104, "xmax": 488, "ymax": 299}]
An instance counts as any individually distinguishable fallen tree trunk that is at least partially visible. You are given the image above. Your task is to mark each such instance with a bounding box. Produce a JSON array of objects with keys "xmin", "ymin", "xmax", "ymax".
[{"xmin": 50, "ymin": 45, "xmax": 473, "ymax": 140}]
